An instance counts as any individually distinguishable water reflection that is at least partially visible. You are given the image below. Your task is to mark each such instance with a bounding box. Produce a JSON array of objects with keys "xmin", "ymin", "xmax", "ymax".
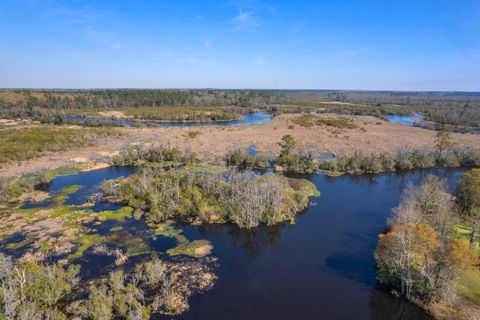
[
  {"xmin": 66, "ymin": 112, "xmax": 272, "ymax": 127},
  {"xmin": 227, "ymin": 225, "xmax": 283, "ymax": 258},
  {"xmin": 178, "ymin": 168, "xmax": 463, "ymax": 320},
  {"xmin": 368, "ymin": 286, "xmax": 433, "ymax": 320}
]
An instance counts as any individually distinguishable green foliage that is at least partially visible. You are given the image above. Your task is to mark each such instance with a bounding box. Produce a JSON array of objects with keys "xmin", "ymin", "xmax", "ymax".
[
  {"xmin": 0, "ymin": 126, "xmax": 121, "ymax": 165},
  {"xmin": 108, "ymin": 169, "xmax": 317, "ymax": 228},
  {"xmin": 122, "ymin": 106, "xmax": 241, "ymax": 122},
  {"xmin": 285, "ymin": 91, "xmax": 480, "ymax": 129},
  {"xmin": 375, "ymin": 175, "xmax": 480, "ymax": 312},
  {"xmin": 0, "ymin": 253, "xmax": 79, "ymax": 318},
  {"xmin": 79, "ymin": 270, "xmax": 150, "ymax": 319},
  {"xmin": 224, "ymin": 149, "xmax": 269, "ymax": 169},
  {"xmin": 275, "ymin": 135, "xmax": 317, "ymax": 173},
  {"xmin": 292, "ymin": 114, "xmax": 357, "ymax": 129},
  {"xmin": 186, "ymin": 130, "xmax": 201, "ymax": 139},
  {"xmin": 112, "ymin": 145, "xmax": 196, "ymax": 166},
  {"xmin": 0, "ymin": 89, "xmax": 284, "ymax": 122},
  {"xmin": 457, "ymin": 169, "xmax": 480, "ymax": 246},
  {"xmin": 315, "ymin": 148, "xmax": 480, "ymax": 175},
  {"xmin": 97, "ymin": 206, "xmax": 134, "ymax": 222},
  {"xmin": 167, "ymin": 240, "xmax": 212, "ymax": 257},
  {"xmin": 435, "ymin": 129, "xmax": 455, "ymax": 155}
]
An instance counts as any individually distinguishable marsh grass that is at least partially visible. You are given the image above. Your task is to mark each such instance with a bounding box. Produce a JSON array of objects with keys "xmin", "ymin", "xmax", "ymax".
[
  {"xmin": 0, "ymin": 126, "xmax": 121, "ymax": 165},
  {"xmin": 292, "ymin": 114, "xmax": 357, "ymax": 129}
]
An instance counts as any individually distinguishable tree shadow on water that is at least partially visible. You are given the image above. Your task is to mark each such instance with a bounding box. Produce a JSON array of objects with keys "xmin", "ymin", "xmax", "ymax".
[
  {"xmin": 227, "ymin": 224, "xmax": 283, "ymax": 258},
  {"xmin": 368, "ymin": 286, "xmax": 432, "ymax": 320}
]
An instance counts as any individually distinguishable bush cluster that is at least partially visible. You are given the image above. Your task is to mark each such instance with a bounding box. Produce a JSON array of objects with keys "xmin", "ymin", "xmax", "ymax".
[{"xmin": 105, "ymin": 169, "xmax": 315, "ymax": 228}]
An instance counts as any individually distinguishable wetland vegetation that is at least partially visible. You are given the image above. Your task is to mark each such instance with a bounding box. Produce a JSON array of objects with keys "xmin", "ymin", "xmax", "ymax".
[
  {"xmin": 1, "ymin": 90, "xmax": 480, "ymax": 319},
  {"xmin": 0, "ymin": 126, "xmax": 121, "ymax": 165},
  {"xmin": 2, "ymin": 90, "xmax": 479, "ymax": 132}
]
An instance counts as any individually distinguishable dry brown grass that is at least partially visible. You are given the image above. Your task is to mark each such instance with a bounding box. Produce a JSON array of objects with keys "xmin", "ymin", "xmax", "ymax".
[
  {"xmin": 124, "ymin": 113, "xmax": 480, "ymax": 159},
  {"xmin": 1, "ymin": 113, "xmax": 480, "ymax": 179}
]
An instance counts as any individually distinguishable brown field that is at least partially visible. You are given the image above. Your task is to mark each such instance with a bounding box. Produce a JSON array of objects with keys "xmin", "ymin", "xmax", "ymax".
[
  {"xmin": 1, "ymin": 113, "xmax": 479, "ymax": 179},
  {"xmin": 125, "ymin": 114, "xmax": 480, "ymax": 158}
]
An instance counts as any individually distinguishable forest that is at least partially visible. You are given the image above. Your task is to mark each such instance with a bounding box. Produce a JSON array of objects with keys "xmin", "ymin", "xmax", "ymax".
[{"xmin": 1, "ymin": 89, "xmax": 479, "ymax": 129}]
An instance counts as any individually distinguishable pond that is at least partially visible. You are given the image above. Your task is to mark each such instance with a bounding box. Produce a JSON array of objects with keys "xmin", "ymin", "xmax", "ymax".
[
  {"xmin": 11, "ymin": 165, "xmax": 468, "ymax": 319},
  {"xmin": 385, "ymin": 113, "xmax": 425, "ymax": 126},
  {"xmin": 66, "ymin": 112, "xmax": 272, "ymax": 127},
  {"xmin": 23, "ymin": 165, "xmax": 137, "ymax": 211}
]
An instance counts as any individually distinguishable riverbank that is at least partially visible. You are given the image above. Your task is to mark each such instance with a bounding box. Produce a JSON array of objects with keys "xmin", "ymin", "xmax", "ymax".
[{"xmin": 1, "ymin": 113, "xmax": 480, "ymax": 179}]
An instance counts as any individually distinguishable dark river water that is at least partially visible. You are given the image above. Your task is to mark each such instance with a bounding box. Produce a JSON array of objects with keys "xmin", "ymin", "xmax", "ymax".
[
  {"xmin": 18, "ymin": 165, "xmax": 467, "ymax": 319},
  {"xmin": 176, "ymin": 168, "xmax": 465, "ymax": 320},
  {"xmin": 66, "ymin": 112, "xmax": 272, "ymax": 127}
]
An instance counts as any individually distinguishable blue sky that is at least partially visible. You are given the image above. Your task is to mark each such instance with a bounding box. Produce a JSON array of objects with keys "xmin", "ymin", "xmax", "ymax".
[{"xmin": 0, "ymin": 0, "xmax": 479, "ymax": 90}]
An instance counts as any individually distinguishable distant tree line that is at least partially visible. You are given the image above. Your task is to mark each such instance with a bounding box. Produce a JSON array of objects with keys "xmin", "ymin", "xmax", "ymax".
[
  {"xmin": 0, "ymin": 90, "xmax": 285, "ymax": 121},
  {"xmin": 285, "ymin": 91, "xmax": 480, "ymax": 128}
]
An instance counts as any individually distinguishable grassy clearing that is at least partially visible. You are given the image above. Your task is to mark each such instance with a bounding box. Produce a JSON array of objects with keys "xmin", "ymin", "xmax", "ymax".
[
  {"xmin": 292, "ymin": 114, "xmax": 357, "ymax": 129},
  {"xmin": 459, "ymin": 269, "xmax": 480, "ymax": 305},
  {"xmin": 286, "ymin": 178, "xmax": 320, "ymax": 196},
  {"xmin": 451, "ymin": 224, "xmax": 480, "ymax": 307},
  {"xmin": 0, "ymin": 126, "xmax": 121, "ymax": 165}
]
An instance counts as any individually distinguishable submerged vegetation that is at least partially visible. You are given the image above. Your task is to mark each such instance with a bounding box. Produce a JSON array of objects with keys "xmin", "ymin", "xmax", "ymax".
[{"xmin": 0, "ymin": 165, "xmax": 218, "ymax": 317}]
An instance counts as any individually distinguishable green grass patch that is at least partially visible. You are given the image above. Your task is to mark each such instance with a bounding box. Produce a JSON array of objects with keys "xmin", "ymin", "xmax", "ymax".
[
  {"xmin": 97, "ymin": 206, "xmax": 133, "ymax": 221},
  {"xmin": 41, "ymin": 165, "xmax": 82, "ymax": 181},
  {"xmin": 120, "ymin": 106, "xmax": 242, "ymax": 122},
  {"xmin": 0, "ymin": 126, "xmax": 121, "ymax": 165},
  {"xmin": 453, "ymin": 224, "xmax": 480, "ymax": 245},
  {"xmin": 68, "ymin": 234, "xmax": 103, "ymax": 259},
  {"xmin": 167, "ymin": 239, "xmax": 213, "ymax": 257},
  {"xmin": 292, "ymin": 114, "xmax": 357, "ymax": 129},
  {"xmin": 287, "ymin": 178, "xmax": 320, "ymax": 197},
  {"xmin": 5, "ymin": 238, "xmax": 33, "ymax": 250},
  {"xmin": 152, "ymin": 220, "xmax": 187, "ymax": 242},
  {"xmin": 54, "ymin": 185, "xmax": 82, "ymax": 205},
  {"xmin": 458, "ymin": 269, "xmax": 480, "ymax": 305}
]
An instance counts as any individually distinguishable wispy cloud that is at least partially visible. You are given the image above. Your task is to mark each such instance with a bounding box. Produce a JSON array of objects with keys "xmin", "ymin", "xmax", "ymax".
[
  {"xmin": 38, "ymin": 1, "xmax": 127, "ymax": 49},
  {"xmin": 231, "ymin": 8, "xmax": 263, "ymax": 31},
  {"xmin": 86, "ymin": 28, "xmax": 123, "ymax": 49}
]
